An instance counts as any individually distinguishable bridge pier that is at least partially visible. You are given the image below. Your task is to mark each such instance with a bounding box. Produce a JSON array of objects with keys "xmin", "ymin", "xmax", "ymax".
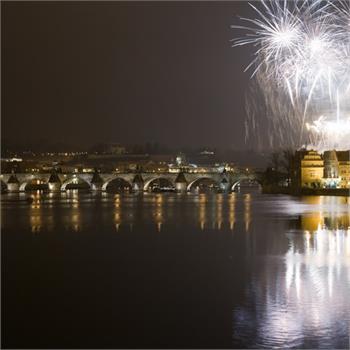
[
  {"xmin": 1, "ymin": 171, "xmax": 257, "ymax": 194},
  {"xmin": 91, "ymin": 171, "xmax": 103, "ymax": 191},
  {"xmin": 132, "ymin": 174, "xmax": 144, "ymax": 192},
  {"xmin": 175, "ymin": 172, "xmax": 187, "ymax": 192},
  {"xmin": 220, "ymin": 178, "xmax": 230, "ymax": 192},
  {"xmin": 91, "ymin": 183, "xmax": 102, "ymax": 191},
  {"xmin": 48, "ymin": 182, "xmax": 61, "ymax": 192},
  {"xmin": 7, "ymin": 174, "xmax": 20, "ymax": 192},
  {"xmin": 48, "ymin": 171, "xmax": 62, "ymax": 192}
]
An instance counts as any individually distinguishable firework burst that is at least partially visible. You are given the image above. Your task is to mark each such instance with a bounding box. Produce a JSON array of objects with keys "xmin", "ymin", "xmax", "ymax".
[{"xmin": 233, "ymin": 0, "xmax": 350, "ymax": 151}]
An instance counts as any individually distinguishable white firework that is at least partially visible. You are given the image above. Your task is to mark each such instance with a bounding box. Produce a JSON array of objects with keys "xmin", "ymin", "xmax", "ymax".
[{"xmin": 233, "ymin": 0, "xmax": 350, "ymax": 151}]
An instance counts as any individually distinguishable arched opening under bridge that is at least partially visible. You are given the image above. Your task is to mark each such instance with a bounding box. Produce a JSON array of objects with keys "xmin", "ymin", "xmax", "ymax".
[
  {"xmin": 61, "ymin": 177, "xmax": 91, "ymax": 191},
  {"xmin": 1, "ymin": 180, "xmax": 7, "ymax": 193},
  {"xmin": 19, "ymin": 179, "xmax": 49, "ymax": 192},
  {"xmin": 231, "ymin": 178, "xmax": 261, "ymax": 193},
  {"xmin": 187, "ymin": 177, "xmax": 219, "ymax": 192},
  {"xmin": 144, "ymin": 178, "xmax": 175, "ymax": 192},
  {"xmin": 104, "ymin": 178, "xmax": 132, "ymax": 193}
]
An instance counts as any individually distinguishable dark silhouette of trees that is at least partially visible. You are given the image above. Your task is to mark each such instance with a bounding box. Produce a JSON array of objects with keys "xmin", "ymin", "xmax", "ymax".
[{"xmin": 260, "ymin": 149, "xmax": 294, "ymax": 187}]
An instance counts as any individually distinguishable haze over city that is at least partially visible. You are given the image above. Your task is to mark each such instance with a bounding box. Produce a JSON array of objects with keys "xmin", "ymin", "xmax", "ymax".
[{"xmin": 3, "ymin": 2, "xmax": 257, "ymax": 150}]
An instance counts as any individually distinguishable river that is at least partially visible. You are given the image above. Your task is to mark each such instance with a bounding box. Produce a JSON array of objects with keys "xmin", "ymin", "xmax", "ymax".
[{"xmin": 2, "ymin": 189, "xmax": 350, "ymax": 348}]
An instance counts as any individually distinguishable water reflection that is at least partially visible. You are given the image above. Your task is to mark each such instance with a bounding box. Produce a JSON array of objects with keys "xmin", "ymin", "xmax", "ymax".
[
  {"xmin": 198, "ymin": 193, "xmax": 206, "ymax": 230},
  {"xmin": 30, "ymin": 191, "xmax": 42, "ymax": 233},
  {"xmin": 233, "ymin": 197, "xmax": 350, "ymax": 348},
  {"xmin": 22, "ymin": 190, "xmax": 84, "ymax": 233},
  {"xmin": 216, "ymin": 194, "xmax": 223, "ymax": 230},
  {"xmin": 2, "ymin": 191, "xmax": 350, "ymax": 347},
  {"xmin": 229, "ymin": 193, "xmax": 236, "ymax": 231},
  {"xmin": 2, "ymin": 192, "xmax": 348, "ymax": 238},
  {"xmin": 29, "ymin": 191, "xmax": 54, "ymax": 233},
  {"xmin": 2, "ymin": 191, "xmax": 260, "ymax": 233},
  {"xmin": 154, "ymin": 194, "xmax": 163, "ymax": 232},
  {"xmin": 68, "ymin": 190, "xmax": 81, "ymax": 232},
  {"xmin": 244, "ymin": 193, "xmax": 251, "ymax": 232},
  {"xmin": 114, "ymin": 194, "xmax": 122, "ymax": 232}
]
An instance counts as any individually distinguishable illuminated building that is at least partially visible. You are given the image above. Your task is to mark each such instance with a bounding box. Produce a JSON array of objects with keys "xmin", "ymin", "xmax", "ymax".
[
  {"xmin": 300, "ymin": 150, "xmax": 324, "ymax": 188},
  {"xmin": 294, "ymin": 149, "xmax": 350, "ymax": 189},
  {"xmin": 337, "ymin": 151, "xmax": 350, "ymax": 189},
  {"xmin": 323, "ymin": 150, "xmax": 341, "ymax": 188}
]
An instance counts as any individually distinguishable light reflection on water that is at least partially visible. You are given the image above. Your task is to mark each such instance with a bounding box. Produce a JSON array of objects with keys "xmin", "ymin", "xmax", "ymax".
[
  {"xmin": 2, "ymin": 191, "xmax": 253, "ymax": 233},
  {"xmin": 2, "ymin": 190, "xmax": 350, "ymax": 348},
  {"xmin": 233, "ymin": 195, "xmax": 350, "ymax": 349}
]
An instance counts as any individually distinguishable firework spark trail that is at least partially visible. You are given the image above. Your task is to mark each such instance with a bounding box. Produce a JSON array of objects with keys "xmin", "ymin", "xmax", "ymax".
[{"xmin": 232, "ymin": 0, "xmax": 350, "ymax": 151}]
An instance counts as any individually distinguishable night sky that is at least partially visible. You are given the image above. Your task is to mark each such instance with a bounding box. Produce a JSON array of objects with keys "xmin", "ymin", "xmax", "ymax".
[{"xmin": 2, "ymin": 2, "xmax": 255, "ymax": 150}]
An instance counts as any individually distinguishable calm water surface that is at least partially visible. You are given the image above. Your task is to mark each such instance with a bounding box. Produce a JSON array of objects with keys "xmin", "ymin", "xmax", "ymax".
[{"xmin": 2, "ymin": 189, "xmax": 350, "ymax": 348}]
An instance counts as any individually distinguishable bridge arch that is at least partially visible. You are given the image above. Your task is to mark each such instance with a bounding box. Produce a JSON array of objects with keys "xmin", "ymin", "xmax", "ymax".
[
  {"xmin": 231, "ymin": 177, "xmax": 260, "ymax": 192},
  {"xmin": 1, "ymin": 180, "xmax": 7, "ymax": 192},
  {"xmin": 102, "ymin": 177, "xmax": 132, "ymax": 192},
  {"xmin": 231, "ymin": 181, "xmax": 240, "ymax": 192},
  {"xmin": 144, "ymin": 177, "xmax": 175, "ymax": 192},
  {"xmin": 19, "ymin": 179, "xmax": 49, "ymax": 192},
  {"xmin": 61, "ymin": 176, "xmax": 91, "ymax": 191},
  {"xmin": 187, "ymin": 177, "xmax": 219, "ymax": 192}
]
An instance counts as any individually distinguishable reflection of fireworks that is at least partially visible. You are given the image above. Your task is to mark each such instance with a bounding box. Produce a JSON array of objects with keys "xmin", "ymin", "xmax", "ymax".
[
  {"xmin": 232, "ymin": 197, "xmax": 350, "ymax": 348},
  {"xmin": 233, "ymin": 0, "xmax": 350, "ymax": 150}
]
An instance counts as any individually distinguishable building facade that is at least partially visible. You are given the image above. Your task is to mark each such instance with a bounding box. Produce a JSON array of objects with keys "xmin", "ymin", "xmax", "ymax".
[
  {"xmin": 300, "ymin": 150, "xmax": 324, "ymax": 188},
  {"xmin": 337, "ymin": 151, "xmax": 350, "ymax": 188},
  {"xmin": 294, "ymin": 149, "xmax": 350, "ymax": 189}
]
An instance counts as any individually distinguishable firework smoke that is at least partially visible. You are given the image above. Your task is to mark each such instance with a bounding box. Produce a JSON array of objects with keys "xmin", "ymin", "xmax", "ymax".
[{"xmin": 233, "ymin": 0, "xmax": 350, "ymax": 151}]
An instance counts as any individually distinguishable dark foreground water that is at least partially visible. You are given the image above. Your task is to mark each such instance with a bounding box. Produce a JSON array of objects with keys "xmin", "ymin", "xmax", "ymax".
[{"xmin": 2, "ymin": 189, "xmax": 350, "ymax": 349}]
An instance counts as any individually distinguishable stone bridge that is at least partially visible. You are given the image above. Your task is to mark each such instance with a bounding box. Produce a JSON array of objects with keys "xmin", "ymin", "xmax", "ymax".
[{"xmin": 0, "ymin": 171, "xmax": 257, "ymax": 192}]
